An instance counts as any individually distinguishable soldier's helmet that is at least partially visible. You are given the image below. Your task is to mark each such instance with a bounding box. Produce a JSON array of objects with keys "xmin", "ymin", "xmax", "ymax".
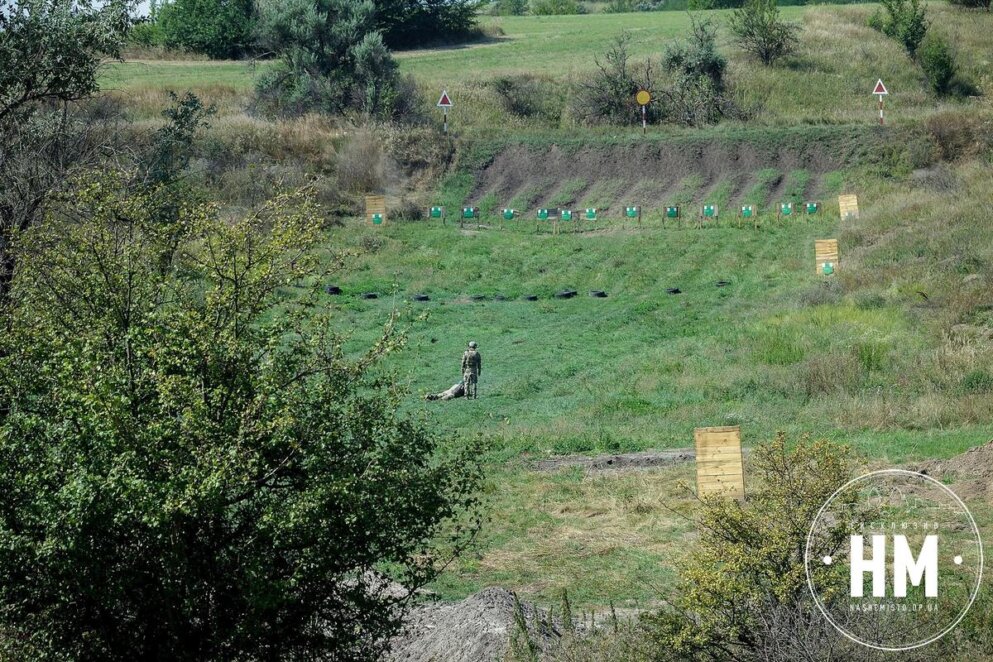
[{"xmin": 468, "ymin": 341, "xmax": 478, "ymax": 348}]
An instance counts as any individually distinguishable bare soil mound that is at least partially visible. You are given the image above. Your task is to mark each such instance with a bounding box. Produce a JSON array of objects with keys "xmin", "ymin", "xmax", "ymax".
[
  {"xmin": 914, "ymin": 440, "xmax": 993, "ymax": 502},
  {"xmin": 390, "ymin": 587, "xmax": 559, "ymax": 662}
]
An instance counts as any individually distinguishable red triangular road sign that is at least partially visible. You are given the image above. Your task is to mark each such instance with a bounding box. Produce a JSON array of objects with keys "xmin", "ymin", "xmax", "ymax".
[
  {"xmin": 873, "ymin": 79, "xmax": 888, "ymax": 95},
  {"xmin": 437, "ymin": 90, "xmax": 453, "ymax": 108}
]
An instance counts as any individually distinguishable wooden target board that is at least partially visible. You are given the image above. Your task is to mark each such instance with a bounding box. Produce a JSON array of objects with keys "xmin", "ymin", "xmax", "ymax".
[
  {"xmin": 815, "ymin": 239, "xmax": 839, "ymax": 275},
  {"xmin": 838, "ymin": 194, "xmax": 859, "ymax": 220},
  {"xmin": 695, "ymin": 426, "xmax": 745, "ymax": 499},
  {"xmin": 365, "ymin": 195, "xmax": 387, "ymax": 225}
]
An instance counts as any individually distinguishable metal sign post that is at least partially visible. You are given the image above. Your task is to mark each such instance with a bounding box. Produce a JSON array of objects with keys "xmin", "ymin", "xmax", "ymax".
[
  {"xmin": 636, "ymin": 89, "xmax": 651, "ymax": 135},
  {"xmin": 873, "ymin": 79, "xmax": 888, "ymax": 125},
  {"xmin": 437, "ymin": 90, "xmax": 453, "ymax": 134}
]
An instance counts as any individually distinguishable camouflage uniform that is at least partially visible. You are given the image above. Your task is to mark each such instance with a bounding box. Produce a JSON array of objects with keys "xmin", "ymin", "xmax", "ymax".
[{"xmin": 461, "ymin": 343, "xmax": 482, "ymax": 399}]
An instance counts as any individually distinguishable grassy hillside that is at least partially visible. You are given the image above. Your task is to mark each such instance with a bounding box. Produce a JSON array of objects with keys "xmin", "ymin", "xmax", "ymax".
[
  {"xmin": 317, "ymin": 145, "xmax": 993, "ymax": 603},
  {"xmin": 326, "ymin": 151, "xmax": 993, "ymax": 463},
  {"xmin": 100, "ymin": 2, "xmax": 993, "ymax": 611},
  {"xmin": 104, "ymin": 5, "xmax": 993, "ymax": 128}
]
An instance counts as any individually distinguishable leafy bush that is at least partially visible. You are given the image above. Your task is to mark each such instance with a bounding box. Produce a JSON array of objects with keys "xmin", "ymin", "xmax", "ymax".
[
  {"xmin": 641, "ymin": 434, "xmax": 862, "ymax": 659},
  {"xmin": 869, "ymin": 0, "xmax": 929, "ymax": 56},
  {"xmin": 491, "ymin": 0, "xmax": 529, "ymax": 15},
  {"xmin": 688, "ymin": 0, "xmax": 742, "ymax": 9},
  {"xmin": 574, "ymin": 21, "xmax": 743, "ymax": 128},
  {"xmin": 491, "ymin": 74, "xmax": 564, "ymax": 122},
  {"xmin": 919, "ymin": 32, "xmax": 956, "ymax": 95},
  {"xmin": 158, "ymin": 0, "xmax": 255, "ymax": 59},
  {"xmin": 918, "ymin": 32, "xmax": 976, "ymax": 97},
  {"xmin": 532, "ymin": 0, "xmax": 585, "ymax": 14},
  {"xmin": 0, "ymin": 177, "xmax": 483, "ymax": 660},
  {"xmin": 659, "ymin": 18, "xmax": 744, "ymax": 126},
  {"xmin": 728, "ymin": 0, "xmax": 798, "ymax": 65},
  {"xmin": 573, "ymin": 33, "xmax": 658, "ymax": 125}
]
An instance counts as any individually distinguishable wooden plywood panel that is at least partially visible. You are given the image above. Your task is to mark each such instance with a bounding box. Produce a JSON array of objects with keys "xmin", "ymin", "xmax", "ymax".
[
  {"xmin": 838, "ymin": 194, "xmax": 859, "ymax": 220},
  {"xmin": 694, "ymin": 426, "xmax": 744, "ymax": 499},
  {"xmin": 365, "ymin": 195, "xmax": 387, "ymax": 225},
  {"xmin": 815, "ymin": 239, "xmax": 839, "ymax": 275}
]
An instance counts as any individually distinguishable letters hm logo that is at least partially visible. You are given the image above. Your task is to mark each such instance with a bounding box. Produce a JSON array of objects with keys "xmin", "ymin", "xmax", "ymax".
[{"xmin": 846, "ymin": 535, "xmax": 941, "ymax": 598}]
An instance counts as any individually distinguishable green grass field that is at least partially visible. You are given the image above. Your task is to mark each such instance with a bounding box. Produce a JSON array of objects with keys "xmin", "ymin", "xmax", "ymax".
[
  {"xmin": 326, "ymin": 175, "xmax": 993, "ymax": 465},
  {"xmin": 101, "ymin": 2, "xmax": 993, "ymax": 610},
  {"xmin": 319, "ymin": 155, "xmax": 993, "ymax": 603}
]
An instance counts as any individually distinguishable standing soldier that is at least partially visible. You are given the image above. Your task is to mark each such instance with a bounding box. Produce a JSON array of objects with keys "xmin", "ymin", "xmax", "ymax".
[{"xmin": 461, "ymin": 341, "xmax": 482, "ymax": 399}]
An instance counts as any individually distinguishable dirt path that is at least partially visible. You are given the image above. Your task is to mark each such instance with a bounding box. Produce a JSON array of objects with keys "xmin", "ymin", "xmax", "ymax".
[{"xmin": 533, "ymin": 449, "xmax": 696, "ymax": 472}]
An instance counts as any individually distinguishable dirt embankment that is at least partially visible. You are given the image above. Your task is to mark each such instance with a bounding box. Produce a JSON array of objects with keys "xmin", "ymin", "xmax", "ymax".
[
  {"xmin": 914, "ymin": 439, "xmax": 993, "ymax": 502},
  {"xmin": 466, "ymin": 130, "xmax": 863, "ymax": 214}
]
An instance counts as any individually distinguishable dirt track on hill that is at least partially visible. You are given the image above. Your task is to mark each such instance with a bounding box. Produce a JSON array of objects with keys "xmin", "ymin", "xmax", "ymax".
[{"xmin": 534, "ymin": 449, "xmax": 696, "ymax": 472}]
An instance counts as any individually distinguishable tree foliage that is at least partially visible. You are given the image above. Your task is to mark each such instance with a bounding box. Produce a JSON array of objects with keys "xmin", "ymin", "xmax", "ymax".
[
  {"xmin": 728, "ymin": 0, "xmax": 798, "ymax": 66},
  {"xmin": 254, "ymin": 0, "xmax": 418, "ymax": 119},
  {"xmin": 0, "ymin": 0, "xmax": 131, "ymax": 303},
  {"xmin": 157, "ymin": 0, "xmax": 256, "ymax": 59},
  {"xmin": 918, "ymin": 33, "xmax": 976, "ymax": 97},
  {"xmin": 869, "ymin": 0, "xmax": 929, "ymax": 56},
  {"xmin": 0, "ymin": 0, "xmax": 130, "ymax": 126},
  {"xmin": 376, "ymin": 0, "xmax": 480, "ymax": 49},
  {"xmin": 0, "ymin": 177, "xmax": 483, "ymax": 660}
]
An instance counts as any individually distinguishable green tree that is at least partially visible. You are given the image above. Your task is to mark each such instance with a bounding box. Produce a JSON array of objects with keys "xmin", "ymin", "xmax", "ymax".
[
  {"xmin": 728, "ymin": 0, "xmax": 798, "ymax": 66},
  {"xmin": 870, "ymin": 0, "xmax": 929, "ymax": 56},
  {"xmin": 254, "ymin": 0, "xmax": 416, "ymax": 119},
  {"xmin": 376, "ymin": 0, "xmax": 480, "ymax": 49},
  {"xmin": 157, "ymin": 0, "xmax": 255, "ymax": 59},
  {"xmin": 659, "ymin": 18, "xmax": 742, "ymax": 126},
  {"xmin": 0, "ymin": 0, "xmax": 131, "ymax": 303},
  {"xmin": 0, "ymin": 177, "xmax": 483, "ymax": 660},
  {"xmin": 919, "ymin": 33, "xmax": 957, "ymax": 95}
]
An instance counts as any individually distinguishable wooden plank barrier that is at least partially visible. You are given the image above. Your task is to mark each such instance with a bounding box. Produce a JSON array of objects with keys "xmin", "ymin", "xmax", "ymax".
[
  {"xmin": 694, "ymin": 425, "xmax": 745, "ymax": 499},
  {"xmin": 365, "ymin": 195, "xmax": 387, "ymax": 225}
]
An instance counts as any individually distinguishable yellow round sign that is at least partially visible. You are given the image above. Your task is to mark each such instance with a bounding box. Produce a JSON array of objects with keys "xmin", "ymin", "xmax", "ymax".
[{"xmin": 636, "ymin": 89, "xmax": 651, "ymax": 106}]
